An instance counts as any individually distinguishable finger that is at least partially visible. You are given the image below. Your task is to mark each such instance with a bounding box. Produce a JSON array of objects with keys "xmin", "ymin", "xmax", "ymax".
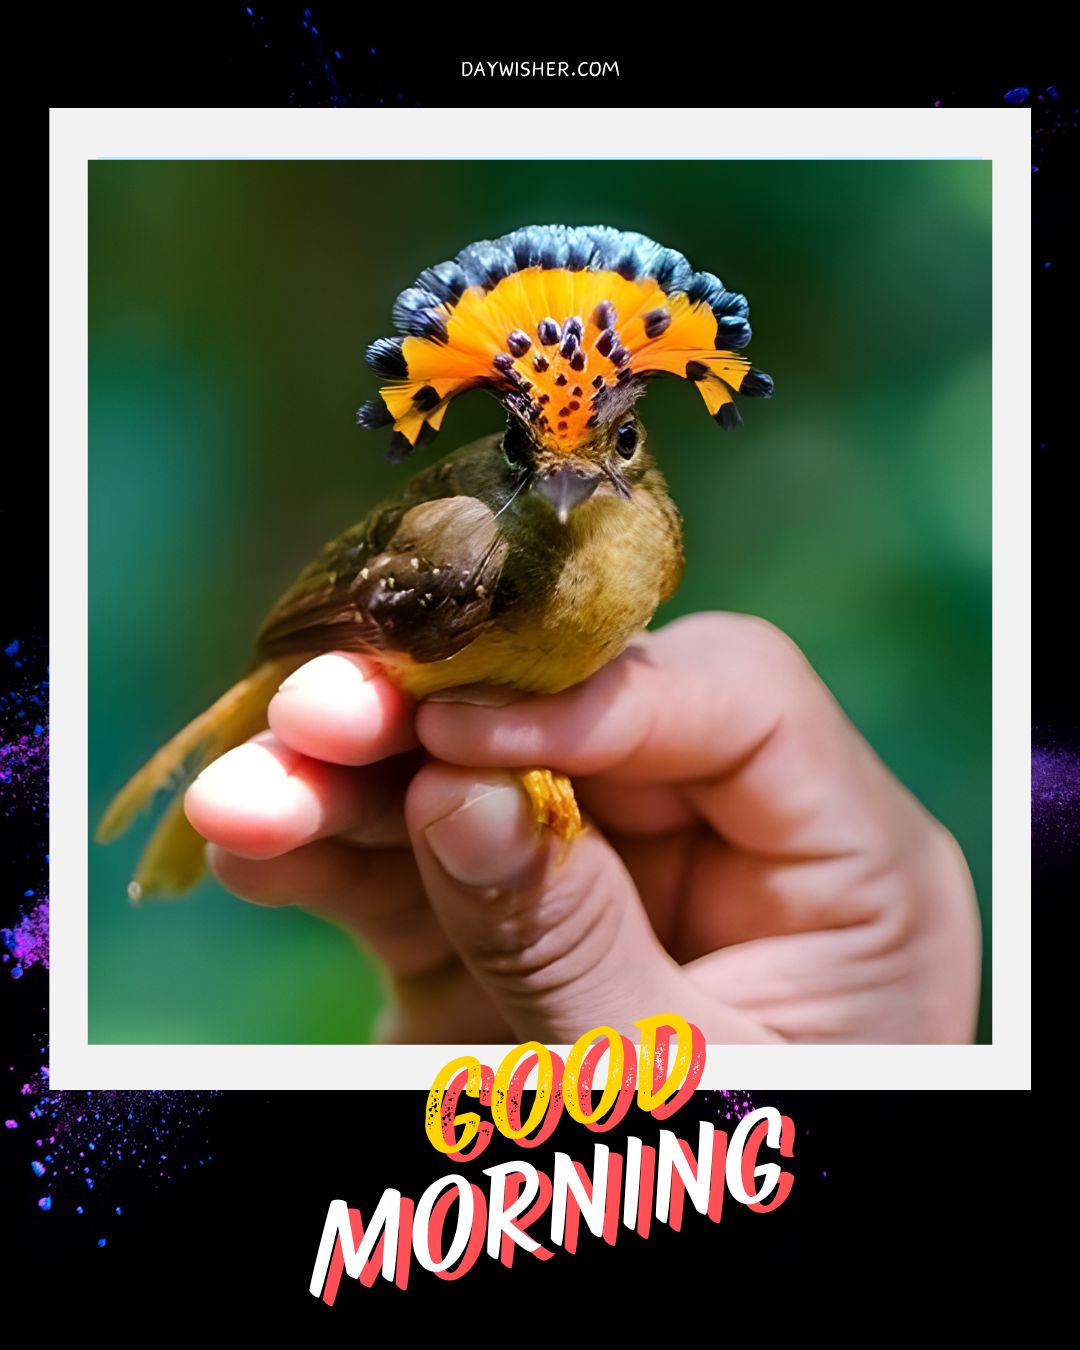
[
  {"xmin": 417, "ymin": 612, "xmax": 928, "ymax": 861},
  {"xmin": 574, "ymin": 776, "xmax": 697, "ymax": 837},
  {"xmin": 682, "ymin": 818, "xmax": 982, "ymax": 1042},
  {"xmin": 674, "ymin": 837, "xmax": 904, "ymax": 955},
  {"xmin": 267, "ymin": 651, "xmax": 418, "ymax": 766},
  {"xmin": 404, "ymin": 763, "xmax": 774, "ymax": 1043},
  {"xmin": 184, "ymin": 731, "xmax": 410, "ymax": 859},
  {"xmin": 207, "ymin": 840, "xmax": 453, "ymax": 978},
  {"xmin": 602, "ymin": 828, "xmax": 700, "ymax": 953}
]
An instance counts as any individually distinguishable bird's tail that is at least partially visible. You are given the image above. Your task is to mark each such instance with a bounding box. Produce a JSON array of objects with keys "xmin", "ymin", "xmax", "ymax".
[{"xmin": 96, "ymin": 656, "xmax": 302, "ymax": 901}]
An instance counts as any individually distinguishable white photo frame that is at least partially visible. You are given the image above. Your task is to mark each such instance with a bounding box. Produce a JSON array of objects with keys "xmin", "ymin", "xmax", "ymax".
[{"xmin": 50, "ymin": 106, "xmax": 1030, "ymax": 1088}]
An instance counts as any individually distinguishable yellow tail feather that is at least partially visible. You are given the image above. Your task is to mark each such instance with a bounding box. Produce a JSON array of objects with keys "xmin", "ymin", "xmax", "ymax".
[
  {"xmin": 126, "ymin": 795, "xmax": 212, "ymax": 903},
  {"xmin": 98, "ymin": 657, "xmax": 302, "ymax": 899}
]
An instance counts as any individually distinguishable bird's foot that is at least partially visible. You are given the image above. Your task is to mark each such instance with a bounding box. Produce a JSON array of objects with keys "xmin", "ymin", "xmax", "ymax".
[{"xmin": 518, "ymin": 768, "xmax": 584, "ymax": 845}]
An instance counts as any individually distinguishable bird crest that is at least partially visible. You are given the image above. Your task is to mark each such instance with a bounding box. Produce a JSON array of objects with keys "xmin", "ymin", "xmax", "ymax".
[{"xmin": 356, "ymin": 225, "xmax": 773, "ymax": 461}]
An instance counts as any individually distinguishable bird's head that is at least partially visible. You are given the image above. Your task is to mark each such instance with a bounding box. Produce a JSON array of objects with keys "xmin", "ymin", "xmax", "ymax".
[
  {"xmin": 499, "ymin": 396, "xmax": 649, "ymax": 525},
  {"xmin": 356, "ymin": 224, "xmax": 774, "ymax": 525}
]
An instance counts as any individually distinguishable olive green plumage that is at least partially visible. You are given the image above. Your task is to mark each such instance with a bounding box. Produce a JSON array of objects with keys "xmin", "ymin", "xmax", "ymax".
[
  {"xmin": 98, "ymin": 415, "xmax": 684, "ymax": 898},
  {"xmin": 258, "ymin": 417, "xmax": 684, "ymax": 694}
]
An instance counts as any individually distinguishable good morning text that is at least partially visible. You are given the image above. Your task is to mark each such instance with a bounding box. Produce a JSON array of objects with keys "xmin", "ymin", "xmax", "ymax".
[{"xmin": 310, "ymin": 1015, "xmax": 795, "ymax": 1301}]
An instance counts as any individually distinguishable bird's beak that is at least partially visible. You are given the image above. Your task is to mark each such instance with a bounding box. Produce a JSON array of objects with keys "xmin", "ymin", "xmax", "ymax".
[{"xmin": 535, "ymin": 465, "xmax": 602, "ymax": 524}]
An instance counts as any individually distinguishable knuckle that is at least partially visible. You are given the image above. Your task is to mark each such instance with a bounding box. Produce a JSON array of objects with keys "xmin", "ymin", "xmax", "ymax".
[
  {"xmin": 879, "ymin": 810, "xmax": 980, "ymax": 942},
  {"xmin": 926, "ymin": 819, "xmax": 978, "ymax": 905},
  {"xmin": 904, "ymin": 810, "xmax": 974, "ymax": 890},
  {"xmin": 733, "ymin": 613, "xmax": 810, "ymax": 670},
  {"xmin": 669, "ymin": 610, "xmax": 810, "ymax": 675}
]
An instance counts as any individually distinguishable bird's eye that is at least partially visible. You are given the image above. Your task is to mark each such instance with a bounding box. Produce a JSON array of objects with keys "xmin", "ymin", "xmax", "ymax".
[
  {"xmin": 503, "ymin": 420, "xmax": 530, "ymax": 468},
  {"xmin": 615, "ymin": 423, "xmax": 639, "ymax": 458}
]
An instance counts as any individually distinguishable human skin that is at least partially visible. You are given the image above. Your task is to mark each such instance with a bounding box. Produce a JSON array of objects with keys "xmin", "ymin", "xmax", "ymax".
[{"xmin": 183, "ymin": 611, "xmax": 982, "ymax": 1044}]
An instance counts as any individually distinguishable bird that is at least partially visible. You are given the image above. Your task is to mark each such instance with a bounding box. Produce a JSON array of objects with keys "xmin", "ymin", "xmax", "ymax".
[{"xmin": 97, "ymin": 224, "xmax": 773, "ymax": 900}]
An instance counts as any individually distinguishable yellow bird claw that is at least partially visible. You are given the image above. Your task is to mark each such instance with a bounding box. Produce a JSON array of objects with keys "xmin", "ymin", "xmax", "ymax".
[{"xmin": 518, "ymin": 768, "xmax": 585, "ymax": 845}]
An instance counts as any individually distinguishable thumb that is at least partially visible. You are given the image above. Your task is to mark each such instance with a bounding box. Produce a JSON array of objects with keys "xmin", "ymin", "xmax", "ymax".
[{"xmin": 405, "ymin": 764, "xmax": 767, "ymax": 1043}]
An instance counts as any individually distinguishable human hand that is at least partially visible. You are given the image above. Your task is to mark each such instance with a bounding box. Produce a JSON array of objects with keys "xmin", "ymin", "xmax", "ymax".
[{"xmin": 183, "ymin": 613, "xmax": 981, "ymax": 1044}]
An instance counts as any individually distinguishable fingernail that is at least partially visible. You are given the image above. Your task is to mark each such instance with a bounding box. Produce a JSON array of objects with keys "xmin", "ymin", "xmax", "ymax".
[
  {"xmin": 424, "ymin": 781, "xmax": 540, "ymax": 889},
  {"xmin": 185, "ymin": 741, "xmax": 323, "ymax": 854},
  {"xmin": 277, "ymin": 652, "xmax": 372, "ymax": 694},
  {"xmin": 425, "ymin": 684, "xmax": 523, "ymax": 707},
  {"xmin": 193, "ymin": 736, "xmax": 296, "ymax": 787}
]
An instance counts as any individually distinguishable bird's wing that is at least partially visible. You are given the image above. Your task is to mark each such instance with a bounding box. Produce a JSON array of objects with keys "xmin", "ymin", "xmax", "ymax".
[{"xmin": 255, "ymin": 494, "xmax": 508, "ymax": 665}]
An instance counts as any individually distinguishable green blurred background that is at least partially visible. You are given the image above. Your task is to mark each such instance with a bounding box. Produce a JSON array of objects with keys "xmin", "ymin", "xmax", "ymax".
[{"xmin": 89, "ymin": 160, "xmax": 991, "ymax": 1044}]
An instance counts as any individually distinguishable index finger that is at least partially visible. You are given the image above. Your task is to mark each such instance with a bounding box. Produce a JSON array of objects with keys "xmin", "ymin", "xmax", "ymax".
[
  {"xmin": 415, "ymin": 612, "xmax": 933, "ymax": 859},
  {"xmin": 267, "ymin": 650, "xmax": 418, "ymax": 766}
]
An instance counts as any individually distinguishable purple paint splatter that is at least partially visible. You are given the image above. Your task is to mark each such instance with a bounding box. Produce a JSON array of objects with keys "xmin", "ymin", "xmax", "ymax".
[
  {"xmin": 705, "ymin": 1090, "xmax": 755, "ymax": 1122},
  {"xmin": 0, "ymin": 638, "xmax": 48, "ymax": 816},
  {"xmin": 1033, "ymin": 741, "xmax": 1080, "ymax": 855},
  {"xmin": 2, "ymin": 892, "xmax": 48, "ymax": 977},
  {"xmin": 10, "ymin": 1037, "xmax": 219, "ymax": 1229},
  {"xmin": 3, "ymin": 635, "xmax": 220, "ymax": 1247}
]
